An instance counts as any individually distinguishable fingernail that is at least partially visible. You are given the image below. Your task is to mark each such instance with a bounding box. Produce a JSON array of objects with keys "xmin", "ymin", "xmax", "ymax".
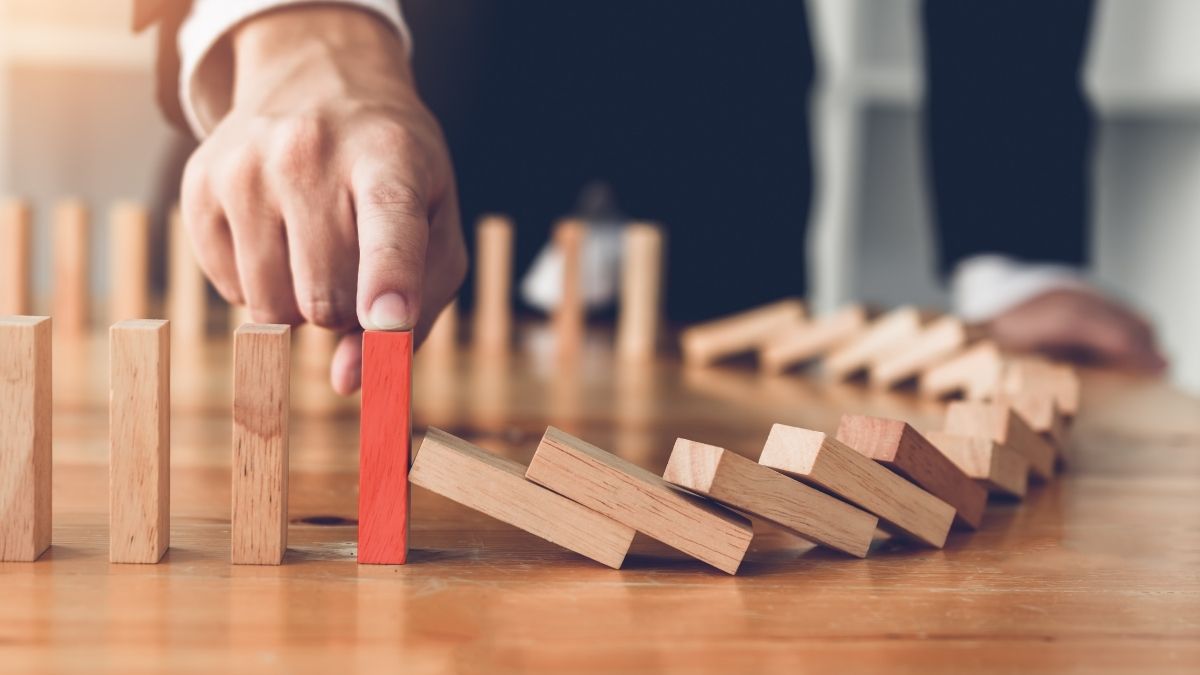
[{"xmin": 368, "ymin": 292, "xmax": 412, "ymax": 330}]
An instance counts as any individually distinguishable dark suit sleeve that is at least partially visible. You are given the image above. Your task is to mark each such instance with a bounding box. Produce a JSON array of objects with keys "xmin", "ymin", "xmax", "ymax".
[
  {"xmin": 132, "ymin": 0, "xmax": 194, "ymax": 132},
  {"xmin": 922, "ymin": 0, "xmax": 1096, "ymax": 275}
]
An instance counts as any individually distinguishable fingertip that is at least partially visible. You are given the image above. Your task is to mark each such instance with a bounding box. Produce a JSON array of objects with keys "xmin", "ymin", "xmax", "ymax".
[
  {"xmin": 364, "ymin": 291, "xmax": 414, "ymax": 331},
  {"xmin": 330, "ymin": 333, "xmax": 363, "ymax": 395}
]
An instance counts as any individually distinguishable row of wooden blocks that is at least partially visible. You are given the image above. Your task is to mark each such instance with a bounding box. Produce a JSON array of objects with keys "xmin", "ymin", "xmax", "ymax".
[{"xmin": 0, "ymin": 315, "xmax": 413, "ymax": 565}]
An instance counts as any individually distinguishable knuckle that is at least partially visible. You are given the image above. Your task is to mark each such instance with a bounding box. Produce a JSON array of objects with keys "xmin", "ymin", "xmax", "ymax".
[
  {"xmin": 362, "ymin": 182, "xmax": 425, "ymax": 216},
  {"xmin": 248, "ymin": 304, "xmax": 302, "ymax": 326},
  {"xmin": 214, "ymin": 148, "xmax": 263, "ymax": 199},
  {"xmin": 268, "ymin": 115, "xmax": 329, "ymax": 182},
  {"xmin": 296, "ymin": 291, "xmax": 352, "ymax": 329}
]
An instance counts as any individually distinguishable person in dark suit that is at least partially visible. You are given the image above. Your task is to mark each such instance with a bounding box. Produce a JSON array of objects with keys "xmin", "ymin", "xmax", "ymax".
[{"xmin": 135, "ymin": 0, "xmax": 1165, "ymax": 393}]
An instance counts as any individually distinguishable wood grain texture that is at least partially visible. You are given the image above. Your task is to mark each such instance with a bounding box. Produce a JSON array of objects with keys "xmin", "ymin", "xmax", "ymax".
[
  {"xmin": 552, "ymin": 219, "xmax": 586, "ymax": 355},
  {"xmin": 759, "ymin": 304, "xmax": 869, "ymax": 374},
  {"xmin": 109, "ymin": 319, "xmax": 170, "ymax": 563},
  {"xmin": 472, "ymin": 214, "xmax": 514, "ymax": 352},
  {"xmin": 759, "ymin": 424, "xmax": 955, "ymax": 548},
  {"xmin": 0, "ymin": 316, "xmax": 51, "ymax": 561},
  {"xmin": 108, "ymin": 201, "xmax": 151, "ymax": 323},
  {"xmin": 664, "ymin": 438, "xmax": 877, "ymax": 558},
  {"xmin": 358, "ymin": 330, "xmax": 412, "ymax": 564},
  {"xmin": 167, "ymin": 206, "xmax": 207, "ymax": 345},
  {"xmin": 924, "ymin": 431, "xmax": 1029, "ymax": 498},
  {"xmin": 615, "ymin": 222, "xmax": 664, "ymax": 361},
  {"xmin": 526, "ymin": 427, "xmax": 753, "ymax": 574},
  {"xmin": 870, "ymin": 316, "xmax": 977, "ymax": 389},
  {"xmin": 1003, "ymin": 359, "xmax": 1081, "ymax": 416},
  {"xmin": 680, "ymin": 298, "xmax": 806, "ymax": 367},
  {"xmin": 919, "ymin": 341, "xmax": 1003, "ymax": 399},
  {"xmin": 836, "ymin": 414, "xmax": 987, "ymax": 529},
  {"xmin": 232, "ymin": 324, "xmax": 291, "ymax": 565},
  {"xmin": 412, "ymin": 427, "xmax": 636, "ymax": 569},
  {"xmin": 943, "ymin": 401, "xmax": 1056, "ymax": 481},
  {"xmin": 53, "ymin": 199, "xmax": 90, "ymax": 337},
  {"xmin": 824, "ymin": 306, "xmax": 934, "ymax": 379},
  {"xmin": 1, "ymin": 199, "xmax": 32, "ymax": 315}
]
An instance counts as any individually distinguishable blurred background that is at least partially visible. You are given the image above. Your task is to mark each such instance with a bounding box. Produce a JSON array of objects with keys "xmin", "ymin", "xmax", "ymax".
[{"xmin": 1, "ymin": 0, "xmax": 1198, "ymax": 392}]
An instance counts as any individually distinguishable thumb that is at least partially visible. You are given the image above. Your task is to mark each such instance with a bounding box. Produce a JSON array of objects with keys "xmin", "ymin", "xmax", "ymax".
[{"xmin": 352, "ymin": 167, "xmax": 430, "ymax": 331}]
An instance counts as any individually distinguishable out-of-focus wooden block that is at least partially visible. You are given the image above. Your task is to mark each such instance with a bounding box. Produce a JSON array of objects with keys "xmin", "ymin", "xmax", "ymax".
[
  {"xmin": 616, "ymin": 222, "xmax": 664, "ymax": 361},
  {"xmin": 472, "ymin": 214, "xmax": 514, "ymax": 352},
  {"xmin": 925, "ymin": 431, "xmax": 1028, "ymax": 498},
  {"xmin": 680, "ymin": 298, "xmax": 806, "ymax": 367},
  {"xmin": 1, "ymin": 199, "xmax": 32, "ymax": 316},
  {"xmin": 836, "ymin": 414, "xmax": 987, "ymax": 529},
  {"xmin": 412, "ymin": 428, "xmax": 636, "ymax": 569},
  {"xmin": 552, "ymin": 219, "xmax": 586, "ymax": 355},
  {"xmin": 358, "ymin": 330, "xmax": 412, "ymax": 564},
  {"xmin": 110, "ymin": 319, "xmax": 170, "ymax": 563},
  {"xmin": 1000, "ymin": 390, "xmax": 1069, "ymax": 455},
  {"xmin": 760, "ymin": 304, "xmax": 870, "ymax": 374},
  {"xmin": 109, "ymin": 201, "xmax": 151, "ymax": 323},
  {"xmin": 167, "ymin": 206, "xmax": 207, "ymax": 344},
  {"xmin": 422, "ymin": 300, "xmax": 458, "ymax": 358},
  {"xmin": 232, "ymin": 324, "xmax": 291, "ymax": 565},
  {"xmin": 664, "ymin": 438, "xmax": 877, "ymax": 557},
  {"xmin": 526, "ymin": 427, "xmax": 753, "ymax": 574},
  {"xmin": 758, "ymin": 424, "xmax": 954, "ymax": 548},
  {"xmin": 825, "ymin": 306, "xmax": 934, "ymax": 380},
  {"xmin": 1003, "ymin": 359, "xmax": 1081, "ymax": 417},
  {"xmin": 919, "ymin": 341, "xmax": 1003, "ymax": 400},
  {"xmin": 870, "ymin": 316, "xmax": 979, "ymax": 389},
  {"xmin": 943, "ymin": 401, "xmax": 1055, "ymax": 480},
  {"xmin": 0, "ymin": 316, "xmax": 52, "ymax": 561},
  {"xmin": 53, "ymin": 199, "xmax": 91, "ymax": 337}
]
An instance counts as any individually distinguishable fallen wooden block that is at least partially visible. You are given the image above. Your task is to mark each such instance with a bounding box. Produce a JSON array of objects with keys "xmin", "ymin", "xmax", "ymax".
[
  {"xmin": 1, "ymin": 198, "xmax": 32, "ymax": 315},
  {"xmin": 1000, "ymin": 390, "xmax": 1070, "ymax": 455},
  {"xmin": 412, "ymin": 428, "xmax": 636, "ymax": 569},
  {"xmin": 758, "ymin": 424, "xmax": 955, "ymax": 548},
  {"xmin": 232, "ymin": 324, "xmax": 291, "ymax": 565},
  {"xmin": 472, "ymin": 214, "xmax": 514, "ymax": 352},
  {"xmin": 1003, "ymin": 359, "xmax": 1081, "ymax": 417},
  {"xmin": 836, "ymin": 414, "xmax": 987, "ymax": 529},
  {"xmin": 110, "ymin": 319, "xmax": 170, "ymax": 563},
  {"xmin": 943, "ymin": 401, "xmax": 1055, "ymax": 480},
  {"xmin": 526, "ymin": 427, "xmax": 753, "ymax": 574},
  {"xmin": 870, "ymin": 316, "xmax": 979, "ymax": 389},
  {"xmin": 616, "ymin": 222, "xmax": 665, "ymax": 361},
  {"xmin": 359, "ymin": 330, "xmax": 412, "ymax": 564},
  {"xmin": 53, "ymin": 199, "xmax": 91, "ymax": 337},
  {"xmin": 919, "ymin": 341, "xmax": 1003, "ymax": 400},
  {"xmin": 664, "ymin": 438, "xmax": 878, "ymax": 557},
  {"xmin": 825, "ymin": 306, "xmax": 933, "ymax": 380},
  {"xmin": 680, "ymin": 298, "xmax": 806, "ymax": 367},
  {"xmin": 109, "ymin": 201, "xmax": 151, "ymax": 323},
  {"xmin": 924, "ymin": 431, "xmax": 1029, "ymax": 498},
  {"xmin": 0, "ymin": 316, "xmax": 52, "ymax": 561},
  {"xmin": 759, "ymin": 304, "xmax": 870, "ymax": 374}
]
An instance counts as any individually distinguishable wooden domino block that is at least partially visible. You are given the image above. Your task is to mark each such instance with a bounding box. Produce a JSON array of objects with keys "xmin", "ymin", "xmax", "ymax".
[
  {"xmin": 232, "ymin": 324, "xmax": 291, "ymax": 565},
  {"xmin": 919, "ymin": 341, "xmax": 1003, "ymax": 400},
  {"xmin": 615, "ymin": 222, "xmax": 664, "ymax": 361},
  {"xmin": 943, "ymin": 401, "xmax": 1055, "ymax": 480},
  {"xmin": 835, "ymin": 414, "xmax": 987, "ymax": 529},
  {"xmin": 758, "ymin": 424, "xmax": 954, "ymax": 548},
  {"xmin": 664, "ymin": 438, "xmax": 877, "ymax": 557},
  {"xmin": 472, "ymin": 214, "xmax": 514, "ymax": 352},
  {"xmin": 110, "ymin": 319, "xmax": 170, "ymax": 563},
  {"xmin": 759, "ymin": 304, "xmax": 870, "ymax": 374},
  {"xmin": 526, "ymin": 427, "xmax": 753, "ymax": 574},
  {"xmin": 680, "ymin": 298, "xmax": 806, "ymax": 367},
  {"xmin": 825, "ymin": 306, "xmax": 933, "ymax": 379},
  {"xmin": 0, "ymin": 316, "xmax": 52, "ymax": 561},
  {"xmin": 411, "ymin": 428, "xmax": 636, "ymax": 568},
  {"xmin": 53, "ymin": 199, "xmax": 91, "ymax": 337},
  {"xmin": 870, "ymin": 316, "xmax": 979, "ymax": 389},
  {"xmin": 552, "ymin": 219, "xmax": 586, "ymax": 354},
  {"xmin": 1000, "ymin": 390, "xmax": 1069, "ymax": 453},
  {"xmin": 109, "ymin": 201, "xmax": 151, "ymax": 323},
  {"xmin": 422, "ymin": 300, "xmax": 459, "ymax": 358},
  {"xmin": 167, "ymin": 206, "xmax": 207, "ymax": 344},
  {"xmin": 1, "ymin": 198, "xmax": 32, "ymax": 315},
  {"xmin": 358, "ymin": 330, "xmax": 412, "ymax": 564},
  {"xmin": 1003, "ymin": 359, "xmax": 1080, "ymax": 417},
  {"xmin": 924, "ymin": 431, "xmax": 1028, "ymax": 498}
]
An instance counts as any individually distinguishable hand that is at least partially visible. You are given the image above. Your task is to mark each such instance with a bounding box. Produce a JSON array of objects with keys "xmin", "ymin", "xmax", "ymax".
[
  {"xmin": 986, "ymin": 288, "xmax": 1167, "ymax": 373},
  {"xmin": 180, "ymin": 6, "xmax": 466, "ymax": 394}
]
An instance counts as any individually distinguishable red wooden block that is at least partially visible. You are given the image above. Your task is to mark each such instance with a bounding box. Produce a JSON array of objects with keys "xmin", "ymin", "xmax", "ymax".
[{"xmin": 359, "ymin": 330, "xmax": 413, "ymax": 564}]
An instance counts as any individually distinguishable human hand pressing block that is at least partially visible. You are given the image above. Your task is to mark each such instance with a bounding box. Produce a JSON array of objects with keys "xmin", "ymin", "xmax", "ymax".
[{"xmin": 179, "ymin": 6, "xmax": 466, "ymax": 394}]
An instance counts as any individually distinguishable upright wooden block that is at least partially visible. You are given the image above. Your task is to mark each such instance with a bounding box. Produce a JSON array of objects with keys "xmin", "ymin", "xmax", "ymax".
[
  {"xmin": 422, "ymin": 300, "xmax": 458, "ymax": 358},
  {"xmin": 110, "ymin": 319, "xmax": 170, "ymax": 563},
  {"xmin": 526, "ymin": 427, "xmax": 753, "ymax": 574},
  {"xmin": 552, "ymin": 219, "xmax": 586, "ymax": 354},
  {"xmin": 167, "ymin": 206, "xmax": 208, "ymax": 344},
  {"xmin": 615, "ymin": 222, "xmax": 664, "ymax": 361},
  {"xmin": 359, "ymin": 330, "xmax": 412, "ymax": 564},
  {"xmin": 232, "ymin": 324, "xmax": 291, "ymax": 565},
  {"xmin": 411, "ymin": 428, "xmax": 636, "ymax": 568},
  {"xmin": 835, "ymin": 414, "xmax": 987, "ymax": 529},
  {"xmin": 664, "ymin": 438, "xmax": 878, "ymax": 558},
  {"xmin": 758, "ymin": 424, "xmax": 954, "ymax": 548},
  {"xmin": 924, "ymin": 431, "xmax": 1028, "ymax": 498},
  {"xmin": 760, "ymin": 304, "xmax": 869, "ymax": 374},
  {"xmin": 0, "ymin": 316, "xmax": 52, "ymax": 561},
  {"xmin": 1, "ymin": 199, "xmax": 32, "ymax": 316},
  {"xmin": 53, "ymin": 199, "xmax": 90, "ymax": 337},
  {"xmin": 825, "ymin": 306, "xmax": 932, "ymax": 379},
  {"xmin": 919, "ymin": 341, "xmax": 1003, "ymax": 400},
  {"xmin": 943, "ymin": 401, "xmax": 1056, "ymax": 480},
  {"xmin": 109, "ymin": 201, "xmax": 151, "ymax": 323},
  {"xmin": 1003, "ymin": 359, "xmax": 1081, "ymax": 417},
  {"xmin": 472, "ymin": 214, "xmax": 514, "ymax": 352},
  {"xmin": 680, "ymin": 298, "xmax": 806, "ymax": 367},
  {"xmin": 870, "ymin": 316, "xmax": 978, "ymax": 389}
]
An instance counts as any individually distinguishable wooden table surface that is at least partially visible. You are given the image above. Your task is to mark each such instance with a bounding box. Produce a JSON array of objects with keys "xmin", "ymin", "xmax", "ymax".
[{"xmin": 3, "ymin": 327, "xmax": 1199, "ymax": 674}]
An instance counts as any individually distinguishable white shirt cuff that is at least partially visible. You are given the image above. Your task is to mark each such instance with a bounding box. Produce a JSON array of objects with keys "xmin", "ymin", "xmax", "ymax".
[
  {"xmin": 951, "ymin": 254, "xmax": 1092, "ymax": 322},
  {"xmin": 177, "ymin": 0, "xmax": 411, "ymax": 138}
]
